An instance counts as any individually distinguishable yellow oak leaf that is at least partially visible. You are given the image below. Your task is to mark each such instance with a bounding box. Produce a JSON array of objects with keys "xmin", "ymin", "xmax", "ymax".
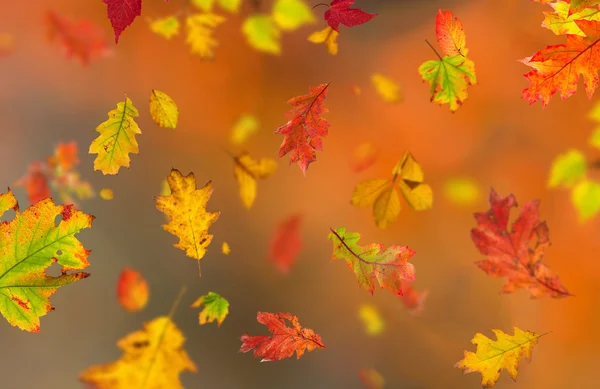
[
  {"xmin": 242, "ymin": 14, "xmax": 281, "ymax": 55},
  {"xmin": 99, "ymin": 188, "xmax": 114, "ymax": 200},
  {"xmin": 186, "ymin": 13, "xmax": 226, "ymax": 59},
  {"xmin": 371, "ymin": 73, "xmax": 402, "ymax": 103},
  {"xmin": 454, "ymin": 327, "xmax": 546, "ymax": 388},
  {"xmin": 89, "ymin": 97, "xmax": 141, "ymax": 175},
  {"xmin": 80, "ymin": 316, "xmax": 197, "ymax": 389},
  {"xmin": 149, "ymin": 89, "xmax": 179, "ymax": 129},
  {"xmin": 155, "ymin": 169, "xmax": 220, "ymax": 276},
  {"xmin": 149, "ymin": 16, "xmax": 180, "ymax": 39},
  {"xmin": 233, "ymin": 152, "xmax": 277, "ymax": 209},
  {"xmin": 308, "ymin": 26, "xmax": 338, "ymax": 55},
  {"xmin": 230, "ymin": 114, "xmax": 259, "ymax": 145},
  {"xmin": 272, "ymin": 0, "xmax": 315, "ymax": 31},
  {"xmin": 351, "ymin": 152, "xmax": 433, "ymax": 228},
  {"xmin": 221, "ymin": 241, "xmax": 231, "ymax": 255}
]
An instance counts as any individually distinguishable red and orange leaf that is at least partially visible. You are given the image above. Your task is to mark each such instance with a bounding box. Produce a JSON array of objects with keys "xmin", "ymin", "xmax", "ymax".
[
  {"xmin": 269, "ymin": 214, "xmax": 303, "ymax": 273},
  {"xmin": 116, "ymin": 268, "xmax": 149, "ymax": 312},
  {"xmin": 436, "ymin": 9, "xmax": 468, "ymax": 56},
  {"xmin": 240, "ymin": 312, "xmax": 325, "ymax": 361},
  {"xmin": 399, "ymin": 281, "xmax": 428, "ymax": 315},
  {"xmin": 324, "ymin": 0, "xmax": 377, "ymax": 32},
  {"xmin": 102, "ymin": 0, "xmax": 142, "ymax": 43},
  {"xmin": 275, "ymin": 83, "xmax": 331, "ymax": 175},
  {"xmin": 471, "ymin": 188, "xmax": 571, "ymax": 298},
  {"xmin": 14, "ymin": 161, "xmax": 51, "ymax": 205},
  {"xmin": 47, "ymin": 141, "xmax": 79, "ymax": 172},
  {"xmin": 359, "ymin": 368, "xmax": 385, "ymax": 389},
  {"xmin": 46, "ymin": 10, "xmax": 110, "ymax": 65}
]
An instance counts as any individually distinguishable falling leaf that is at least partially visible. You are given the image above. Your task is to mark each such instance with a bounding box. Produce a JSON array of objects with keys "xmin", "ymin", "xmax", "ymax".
[
  {"xmin": 471, "ymin": 188, "xmax": 570, "ymax": 298},
  {"xmin": 155, "ymin": 169, "xmax": 220, "ymax": 275},
  {"xmin": 0, "ymin": 33, "xmax": 14, "ymax": 56},
  {"xmin": 230, "ymin": 114, "xmax": 259, "ymax": 145},
  {"xmin": 436, "ymin": 9, "xmax": 468, "ymax": 56},
  {"xmin": 89, "ymin": 97, "xmax": 141, "ymax": 175},
  {"xmin": 99, "ymin": 188, "xmax": 114, "ymax": 200},
  {"xmin": 102, "ymin": 0, "xmax": 142, "ymax": 43},
  {"xmin": 269, "ymin": 214, "xmax": 302, "ymax": 273},
  {"xmin": 14, "ymin": 161, "xmax": 51, "ymax": 205},
  {"xmin": 150, "ymin": 89, "xmax": 179, "ymax": 129},
  {"xmin": 328, "ymin": 227, "xmax": 416, "ymax": 295},
  {"xmin": 240, "ymin": 312, "xmax": 326, "ymax": 361},
  {"xmin": 371, "ymin": 73, "xmax": 402, "ymax": 103},
  {"xmin": 0, "ymin": 189, "xmax": 94, "ymax": 332},
  {"xmin": 242, "ymin": 14, "xmax": 281, "ymax": 55},
  {"xmin": 571, "ymin": 179, "xmax": 600, "ymax": 221},
  {"xmin": 149, "ymin": 16, "xmax": 180, "ymax": 39},
  {"xmin": 272, "ymin": 0, "xmax": 315, "ymax": 31},
  {"xmin": 359, "ymin": 368, "xmax": 385, "ymax": 389},
  {"xmin": 357, "ymin": 304, "xmax": 384, "ymax": 335},
  {"xmin": 443, "ymin": 177, "xmax": 480, "ymax": 205},
  {"xmin": 307, "ymin": 25, "xmax": 339, "ymax": 55},
  {"xmin": 221, "ymin": 242, "xmax": 231, "ymax": 255},
  {"xmin": 350, "ymin": 142, "xmax": 379, "ymax": 173},
  {"xmin": 350, "ymin": 84, "xmax": 362, "ymax": 96},
  {"xmin": 351, "ymin": 152, "xmax": 433, "ymax": 229},
  {"xmin": 541, "ymin": 1, "xmax": 600, "ymax": 37},
  {"xmin": 116, "ymin": 268, "xmax": 149, "ymax": 312},
  {"xmin": 275, "ymin": 83, "xmax": 330, "ymax": 175},
  {"xmin": 454, "ymin": 327, "xmax": 546, "ymax": 388},
  {"xmin": 232, "ymin": 152, "xmax": 277, "ymax": 209},
  {"xmin": 588, "ymin": 99, "xmax": 600, "ymax": 149},
  {"xmin": 48, "ymin": 141, "xmax": 79, "ymax": 172},
  {"xmin": 548, "ymin": 149, "xmax": 587, "ymax": 188},
  {"xmin": 399, "ymin": 282, "xmax": 428, "ymax": 315},
  {"xmin": 192, "ymin": 0, "xmax": 241, "ymax": 13},
  {"xmin": 190, "ymin": 292, "xmax": 229, "ymax": 326},
  {"xmin": 80, "ymin": 316, "xmax": 197, "ymax": 388},
  {"xmin": 323, "ymin": 0, "xmax": 377, "ymax": 32},
  {"xmin": 186, "ymin": 12, "xmax": 226, "ymax": 59}
]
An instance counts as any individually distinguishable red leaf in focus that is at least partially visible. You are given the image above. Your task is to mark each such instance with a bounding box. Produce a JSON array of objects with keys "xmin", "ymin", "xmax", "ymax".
[
  {"xmin": 14, "ymin": 161, "xmax": 51, "ymax": 205},
  {"xmin": 102, "ymin": 0, "xmax": 142, "ymax": 43},
  {"xmin": 269, "ymin": 214, "xmax": 303, "ymax": 273},
  {"xmin": 324, "ymin": 0, "xmax": 377, "ymax": 32}
]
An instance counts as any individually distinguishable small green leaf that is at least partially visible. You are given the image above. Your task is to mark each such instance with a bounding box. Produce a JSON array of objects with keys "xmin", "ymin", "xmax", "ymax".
[
  {"xmin": 571, "ymin": 179, "xmax": 600, "ymax": 222},
  {"xmin": 272, "ymin": 0, "xmax": 315, "ymax": 31},
  {"xmin": 190, "ymin": 292, "xmax": 230, "ymax": 326},
  {"xmin": 418, "ymin": 55, "xmax": 476, "ymax": 112},
  {"xmin": 548, "ymin": 149, "xmax": 587, "ymax": 188}
]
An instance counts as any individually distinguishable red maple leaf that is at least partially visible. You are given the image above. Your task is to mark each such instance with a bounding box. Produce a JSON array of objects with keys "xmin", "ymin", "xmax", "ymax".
[
  {"xmin": 471, "ymin": 188, "xmax": 571, "ymax": 298},
  {"xmin": 46, "ymin": 10, "xmax": 110, "ymax": 65},
  {"xmin": 102, "ymin": 0, "xmax": 142, "ymax": 43},
  {"xmin": 274, "ymin": 83, "xmax": 330, "ymax": 175},
  {"xmin": 324, "ymin": 0, "xmax": 377, "ymax": 32},
  {"xmin": 240, "ymin": 312, "xmax": 326, "ymax": 362},
  {"xmin": 269, "ymin": 214, "xmax": 303, "ymax": 273}
]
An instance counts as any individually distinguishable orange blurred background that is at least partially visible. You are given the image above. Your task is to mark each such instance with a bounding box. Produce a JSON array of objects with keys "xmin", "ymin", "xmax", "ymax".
[{"xmin": 1, "ymin": 0, "xmax": 599, "ymax": 388}]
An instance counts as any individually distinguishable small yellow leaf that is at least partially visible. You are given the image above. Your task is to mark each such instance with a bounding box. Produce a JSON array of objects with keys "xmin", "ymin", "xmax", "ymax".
[
  {"xmin": 191, "ymin": 0, "xmax": 215, "ymax": 11},
  {"xmin": 272, "ymin": 0, "xmax": 315, "ymax": 31},
  {"xmin": 358, "ymin": 304, "xmax": 384, "ymax": 335},
  {"xmin": 186, "ymin": 13, "xmax": 226, "ymax": 59},
  {"xmin": 191, "ymin": 0, "xmax": 241, "ymax": 13},
  {"xmin": 150, "ymin": 89, "xmax": 179, "ymax": 129},
  {"xmin": 230, "ymin": 114, "xmax": 259, "ymax": 145},
  {"xmin": 548, "ymin": 149, "xmax": 587, "ymax": 188},
  {"xmin": 371, "ymin": 73, "xmax": 402, "ymax": 103},
  {"xmin": 222, "ymin": 242, "xmax": 231, "ymax": 255},
  {"xmin": 99, "ymin": 188, "xmax": 114, "ymax": 200},
  {"xmin": 571, "ymin": 179, "xmax": 600, "ymax": 222},
  {"xmin": 444, "ymin": 178, "xmax": 480, "ymax": 205},
  {"xmin": 233, "ymin": 152, "xmax": 277, "ymax": 209},
  {"xmin": 242, "ymin": 15, "xmax": 281, "ymax": 55},
  {"xmin": 149, "ymin": 16, "xmax": 180, "ymax": 39},
  {"xmin": 308, "ymin": 25, "xmax": 338, "ymax": 55}
]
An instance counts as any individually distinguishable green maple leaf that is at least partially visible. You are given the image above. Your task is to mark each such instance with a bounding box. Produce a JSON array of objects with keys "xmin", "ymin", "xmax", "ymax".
[{"xmin": 190, "ymin": 292, "xmax": 229, "ymax": 326}]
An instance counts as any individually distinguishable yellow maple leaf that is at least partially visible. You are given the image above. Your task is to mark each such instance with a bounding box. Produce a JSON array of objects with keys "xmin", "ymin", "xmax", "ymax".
[
  {"xmin": 308, "ymin": 25, "xmax": 338, "ymax": 55},
  {"xmin": 454, "ymin": 327, "xmax": 546, "ymax": 388},
  {"xmin": 149, "ymin": 16, "xmax": 180, "ymax": 39},
  {"xmin": 371, "ymin": 73, "xmax": 402, "ymax": 103},
  {"xmin": 351, "ymin": 152, "xmax": 432, "ymax": 228},
  {"xmin": 99, "ymin": 188, "xmax": 114, "ymax": 200},
  {"xmin": 80, "ymin": 316, "xmax": 197, "ymax": 389},
  {"xmin": 186, "ymin": 13, "xmax": 226, "ymax": 59},
  {"xmin": 233, "ymin": 152, "xmax": 277, "ymax": 209},
  {"xmin": 242, "ymin": 14, "xmax": 281, "ymax": 55},
  {"xmin": 221, "ymin": 241, "xmax": 231, "ymax": 255},
  {"xmin": 89, "ymin": 97, "xmax": 141, "ymax": 175},
  {"xmin": 230, "ymin": 114, "xmax": 259, "ymax": 145},
  {"xmin": 149, "ymin": 89, "xmax": 179, "ymax": 129},
  {"xmin": 155, "ymin": 169, "xmax": 220, "ymax": 276}
]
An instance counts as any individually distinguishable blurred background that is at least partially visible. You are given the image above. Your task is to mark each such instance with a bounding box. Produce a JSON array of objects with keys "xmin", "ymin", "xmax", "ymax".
[{"xmin": 1, "ymin": 0, "xmax": 600, "ymax": 388}]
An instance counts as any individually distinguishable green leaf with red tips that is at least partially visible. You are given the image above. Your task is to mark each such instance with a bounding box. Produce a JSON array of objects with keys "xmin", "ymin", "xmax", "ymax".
[{"xmin": 0, "ymin": 189, "xmax": 94, "ymax": 332}]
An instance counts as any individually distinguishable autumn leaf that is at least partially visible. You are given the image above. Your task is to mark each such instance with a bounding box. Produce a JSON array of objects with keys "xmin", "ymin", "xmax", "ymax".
[
  {"xmin": 240, "ymin": 312, "xmax": 326, "ymax": 361},
  {"xmin": 14, "ymin": 161, "xmax": 51, "ymax": 205},
  {"xmin": 541, "ymin": 1, "xmax": 600, "ymax": 36},
  {"xmin": 307, "ymin": 25, "xmax": 339, "ymax": 55},
  {"xmin": 190, "ymin": 291, "xmax": 229, "ymax": 326},
  {"xmin": 116, "ymin": 268, "xmax": 149, "ymax": 312},
  {"xmin": 323, "ymin": 0, "xmax": 377, "ymax": 32},
  {"xmin": 359, "ymin": 368, "xmax": 385, "ymax": 389},
  {"xmin": 192, "ymin": 0, "xmax": 242, "ymax": 13},
  {"xmin": 269, "ymin": 214, "xmax": 303, "ymax": 273},
  {"xmin": 436, "ymin": 9, "xmax": 468, "ymax": 56},
  {"xmin": 155, "ymin": 169, "xmax": 220, "ymax": 276},
  {"xmin": 186, "ymin": 13, "xmax": 226, "ymax": 59},
  {"xmin": 232, "ymin": 152, "xmax": 277, "ymax": 209},
  {"xmin": 357, "ymin": 304, "xmax": 384, "ymax": 335},
  {"xmin": 150, "ymin": 89, "xmax": 179, "ymax": 129},
  {"xmin": 48, "ymin": 141, "xmax": 79, "ymax": 172},
  {"xmin": 350, "ymin": 142, "xmax": 379, "ymax": 173},
  {"xmin": 588, "ymin": 99, "xmax": 600, "ymax": 148},
  {"xmin": 102, "ymin": 0, "xmax": 141, "ymax": 43},
  {"xmin": 548, "ymin": 149, "xmax": 587, "ymax": 188},
  {"xmin": 571, "ymin": 178, "xmax": 600, "ymax": 221},
  {"xmin": 454, "ymin": 327, "xmax": 547, "ymax": 388},
  {"xmin": 398, "ymin": 282, "xmax": 428, "ymax": 315},
  {"xmin": 328, "ymin": 227, "xmax": 416, "ymax": 295},
  {"xmin": 351, "ymin": 152, "xmax": 433, "ymax": 229},
  {"xmin": 221, "ymin": 242, "xmax": 231, "ymax": 255},
  {"xmin": 0, "ymin": 189, "xmax": 94, "ymax": 332},
  {"xmin": 471, "ymin": 188, "xmax": 570, "ymax": 298},
  {"xmin": 272, "ymin": 0, "xmax": 315, "ymax": 31},
  {"xmin": 371, "ymin": 73, "xmax": 402, "ymax": 103},
  {"xmin": 80, "ymin": 316, "xmax": 197, "ymax": 388},
  {"xmin": 99, "ymin": 188, "xmax": 114, "ymax": 200},
  {"xmin": 149, "ymin": 16, "xmax": 180, "ymax": 39},
  {"xmin": 275, "ymin": 83, "xmax": 331, "ymax": 175},
  {"xmin": 89, "ymin": 97, "xmax": 141, "ymax": 175},
  {"xmin": 230, "ymin": 114, "xmax": 259, "ymax": 145},
  {"xmin": 242, "ymin": 15, "xmax": 281, "ymax": 55},
  {"xmin": 443, "ymin": 177, "xmax": 480, "ymax": 206}
]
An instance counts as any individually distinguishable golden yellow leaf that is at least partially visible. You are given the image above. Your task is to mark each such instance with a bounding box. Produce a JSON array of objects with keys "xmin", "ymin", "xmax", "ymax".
[
  {"xmin": 192, "ymin": 0, "xmax": 241, "ymax": 13},
  {"xmin": 371, "ymin": 73, "xmax": 402, "ymax": 103},
  {"xmin": 454, "ymin": 327, "xmax": 546, "ymax": 388},
  {"xmin": 89, "ymin": 97, "xmax": 141, "ymax": 175},
  {"xmin": 149, "ymin": 89, "xmax": 179, "ymax": 129},
  {"xmin": 242, "ymin": 15, "xmax": 281, "ymax": 55},
  {"xmin": 186, "ymin": 13, "xmax": 226, "ymax": 59},
  {"xmin": 99, "ymin": 188, "xmax": 114, "ymax": 200},
  {"xmin": 233, "ymin": 152, "xmax": 277, "ymax": 209},
  {"xmin": 358, "ymin": 304, "xmax": 384, "ymax": 335},
  {"xmin": 155, "ymin": 169, "xmax": 220, "ymax": 275},
  {"xmin": 79, "ymin": 316, "xmax": 197, "ymax": 389},
  {"xmin": 307, "ymin": 26, "xmax": 338, "ymax": 55},
  {"xmin": 149, "ymin": 16, "xmax": 180, "ymax": 39},
  {"xmin": 230, "ymin": 114, "xmax": 259, "ymax": 145},
  {"xmin": 272, "ymin": 0, "xmax": 315, "ymax": 31},
  {"xmin": 222, "ymin": 242, "xmax": 231, "ymax": 255}
]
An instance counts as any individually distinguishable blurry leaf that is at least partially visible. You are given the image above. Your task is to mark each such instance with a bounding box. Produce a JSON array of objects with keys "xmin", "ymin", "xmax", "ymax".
[
  {"xmin": 358, "ymin": 368, "xmax": 385, "ymax": 389},
  {"xmin": 242, "ymin": 15, "xmax": 281, "ymax": 55},
  {"xmin": 371, "ymin": 73, "xmax": 402, "ymax": 103},
  {"xmin": 272, "ymin": 0, "xmax": 315, "ymax": 31},
  {"xmin": 221, "ymin": 242, "xmax": 231, "ymax": 255},
  {"xmin": 240, "ymin": 312, "xmax": 325, "ymax": 361},
  {"xmin": 357, "ymin": 304, "xmax": 384, "ymax": 335},
  {"xmin": 192, "ymin": 0, "xmax": 241, "ymax": 13},
  {"xmin": 190, "ymin": 292, "xmax": 229, "ymax": 326},
  {"xmin": 89, "ymin": 97, "xmax": 141, "ymax": 175},
  {"xmin": 99, "ymin": 188, "xmax": 114, "ymax": 200},
  {"xmin": 307, "ymin": 26, "xmax": 338, "ymax": 55},
  {"xmin": 0, "ymin": 33, "xmax": 14, "ymax": 56},
  {"xmin": 571, "ymin": 179, "xmax": 600, "ymax": 221},
  {"xmin": 399, "ymin": 282, "xmax": 428, "ymax": 315},
  {"xmin": 0, "ymin": 190, "xmax": 94, "ymax": 332},
  {"xmin": 80, "ymin": 316, "xmax": 197, "ymax": 387},
  {"xmin": 590, "ymin": 128, "xmax": 600, "ymax": 149},
  {"xmin": 548, "ymin": 149, "xmax": 587, "ymax": 188},
  {"xmin": 149, "ymin": 16, "xmax": 180, "ymax": 39},
  {"xmin": 328, "ymin": 227, "xmax": 416, "ymax": 295},
  {"xmin": 455, "ymin": 327, "xmax": 546, "ymax": 388},
  {"xmin": 232, "ymin": 152, "xmax": 277, "ymax": 209},
  {"xmin": 436, "ymin": 8, "xmax": 468, "ymax": 56},
  {"xmin": 324, "ymin": 0, "xmax": 377, "ymax": 32},
  {"xmin": 350, "ymin": 142, "xmax": 379, "ymax": 173},
  {"xmin": 444, "ymin": 177, "xmax": 480, "ymax": 205},
  {"xmin": 269, "ymin": 214, "xmax": 303, "ymax": 273},
  {"xmin": 48, "ymin": 141, "xmax": 79, "ymax": 172},
  {"xmin": 350, "ymin": 84, "xmax": 362, "ymax": 96},
  {"xmin": 186, "ymin": 13, "xmax": 226, "ymax": 59},
  {"xmin": 102, "ymin": 0, "xmax": 142, "ymax": 43},
  {"xmin": 116, "ymin": 268, "xmax": 149, "ymax": 312},
  {"xmin": 150, "ymin": 89, "xmax": 179, "ymax": 129},
  {"xmin": 14, "ymin": 161, "xmax": 51, "ymax": 205},
  {"xmin": 541, "ymin": 1, "xmax": 600, "ymax": 36},
  {"xmin": 230, "ymin": 114, "xmax": 259, "ymax": 145}
]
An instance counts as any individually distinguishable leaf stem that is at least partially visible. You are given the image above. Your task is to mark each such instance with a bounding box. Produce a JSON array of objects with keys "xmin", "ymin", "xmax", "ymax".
[
  {"xmin": 424, "ymin": 39, "xmax": 443, "ymax": 61},
  {"xmin": 312, "ymin": 3, "xmax": 329, "ymax": 9}
]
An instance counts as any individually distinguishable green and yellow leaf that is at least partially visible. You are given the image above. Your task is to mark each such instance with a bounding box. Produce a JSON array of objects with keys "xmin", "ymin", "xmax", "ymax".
[
  {"xmin": 190, "ymin": 291, "xmax": 230, "ymax": 326},
  {"xmin": 149, "ymin": 16, "xmax": 180, "ymax": 39},
  {"xmin": 272, "ymin": 0, "xmax": 315, "ymax": 31},
  {"xmin": 307, "ymin": 26, "xmax": 338, "ymax": 55},
  {"xmin": 418, "ymin": 55, "xmax": 476, "ymax": 112},
  {"xmin": 548, "ymin": 149, "xmax": 587, "ymax": 188},
  {"xmin": 242, "ymin": 15, "xmax": 281, "ymax": 55},
  {"xmin": 571, "ymin": 179, "xmax": 600, "ymax": 222}
]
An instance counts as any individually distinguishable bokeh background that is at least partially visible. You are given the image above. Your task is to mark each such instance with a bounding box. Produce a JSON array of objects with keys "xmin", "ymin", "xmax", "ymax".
[{"xmin": 1, "ymin": 0, "xmax": 600, "ymax": 388}]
